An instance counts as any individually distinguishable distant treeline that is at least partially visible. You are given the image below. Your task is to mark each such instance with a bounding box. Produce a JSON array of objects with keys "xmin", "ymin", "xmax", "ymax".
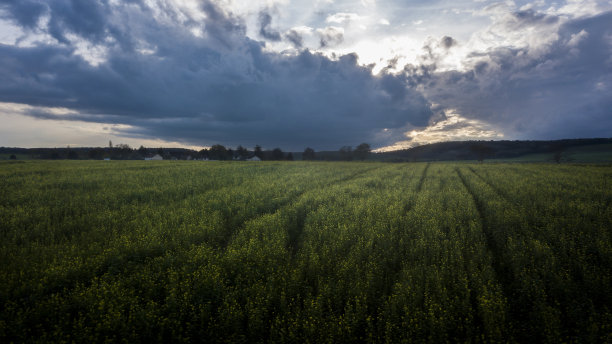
[
  {"xmin": 377, "ymin": 138, "xmax": 612, "ymax": 162},
  {"xmin": 0, "ymin": 143, "xmax": 372, "ymax": 161},
  {"xmin": 0, "ymin": 146, "xmax": 197, "ymax": 161},
  {"xmin": 2, "ymin": 138, "xmax": 611, "ymax": 162}
]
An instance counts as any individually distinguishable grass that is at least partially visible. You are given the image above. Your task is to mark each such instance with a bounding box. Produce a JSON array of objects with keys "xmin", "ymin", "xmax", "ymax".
[{"xmin": 1, "ymin": 161, "xmax": 610, "ymax": 343}]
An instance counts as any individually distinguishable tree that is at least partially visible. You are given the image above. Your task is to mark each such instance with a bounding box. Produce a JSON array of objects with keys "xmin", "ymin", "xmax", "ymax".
[
  {"xmin": 339, "ymin": 146, "xmax": 353, "ymax": 161},
  {"xmin": 137, "ymin": 145, "xmax": 147, "ymax": 157},
  {"xmin": 354, "ymin": 143, "xmax": 371, "ymax": 161},
  {"xmin": 67, "ymin": 150, "xmax": 79, "ymax": 159},
  {"xmin": 88, "ymin": 148, "xmax": 104, "ymax": 159},
  {"xmin": 109, "ymin": 140, "xmax": 113, "ymax": 148},
  {"xmin": 303, "ymin": 147, "xmax": 315, "ymax": 160},
  {"xmin": 9, "ymin": 154, "xmax": 16, "ymax": 160},
  {"xmin": 236, "ymin": 145, "xmax": 249, "ymax": 160},
  {"xmin": 272, "ymin": 148, "xmax": 284, "ymax": 160},
  {"xmin": 550, "ymin": 142, "xmax": 567, "ymax": 163},
  {"xmin": 254, "ymin": 145, "xmax": 263, "ymax": 159},
  {"xmin": 209, "ymin": 144, "xmax": 228, "ymax": 160},
  {"xmin": 286, "ymin": 152, "xmax": 294, "ymax": 161},
  {"xmin": 470, "ymin": 143, "xmax": 495, "ymax": 162}
]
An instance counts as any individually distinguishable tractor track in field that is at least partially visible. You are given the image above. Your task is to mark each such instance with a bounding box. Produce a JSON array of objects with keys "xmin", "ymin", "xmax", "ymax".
[
  {"xmin": 220, "ymin": 165, "xmax": 383, "ymax": 251},
  {"xmin": 416, "ymin": 162, "xmax": 430, "ymax": 193},
  {"xmin": 467, "ymin": 167, "xmax": 519, "ymax": 207},
  {"xmin": 284, "ymin": 165, "xmax": 412, "ymax": 257},
  {"xmin": 14, "ymin": 165, "xmax": 384, "ymax": 306},
  {"xmin": 455, "ymin": 168, "xmax": 514, "ymax": 306},
  {"xmin": 222, "ymin": 165, "xmax": 386, "ymax": 256},
  {"xmin": 457, "ymin": 167, "xmax": 545, "ymax": 342}
]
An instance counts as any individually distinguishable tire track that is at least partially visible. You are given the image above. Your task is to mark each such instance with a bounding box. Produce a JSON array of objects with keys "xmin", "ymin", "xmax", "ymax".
[
  {"xmin": 416, "ymin": 162, "xmax": 430, "ymax": 193},
  {"xmin": 455, "ymin": 168, "xmax": 514, "ymax": 305},
  {"xmin": 283, "ymin": 165, "xmax": 402, "ymax": 256},
  {"xmin": 23, "ymin": 165, "xmax": 383, "ymax": 303},
  {"xmin": 467, "ymin": 167, "xmax": 518, "ymax": 207},
  {"xmin": 221, "ymin": 165, "xmax": 383, "ymax": 251},
  {"xmin": 457, "ymin": 167, "xmax": 539, "ymax": 342}
]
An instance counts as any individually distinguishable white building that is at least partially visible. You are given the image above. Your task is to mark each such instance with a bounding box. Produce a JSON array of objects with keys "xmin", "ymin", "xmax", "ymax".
[{"xmin": 145, "ymin": 154, "xmax": 163, "ymax": 160}]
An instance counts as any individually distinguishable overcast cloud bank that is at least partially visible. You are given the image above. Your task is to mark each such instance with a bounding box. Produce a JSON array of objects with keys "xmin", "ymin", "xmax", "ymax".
[{"xmin": 0, "ymin": 0, "xmax": 610, "ymax": 150}]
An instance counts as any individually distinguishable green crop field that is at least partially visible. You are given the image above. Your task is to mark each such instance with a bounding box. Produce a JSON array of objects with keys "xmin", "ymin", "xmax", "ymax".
[{"xmin": 1, "ymin": 161, "xmax": 611, "ymax": 343}]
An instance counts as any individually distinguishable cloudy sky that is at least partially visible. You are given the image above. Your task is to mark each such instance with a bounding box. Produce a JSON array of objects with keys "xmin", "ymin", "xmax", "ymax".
[{"xmin": 0, "ymin": 0, "xmax": 611, "ymax": 151}]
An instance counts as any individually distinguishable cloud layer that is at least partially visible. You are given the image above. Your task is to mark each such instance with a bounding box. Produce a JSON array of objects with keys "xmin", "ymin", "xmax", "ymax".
[
  {"xmin": 419, "ymin": 10, "xmax": 612, "ymax": 141},
  {"xmin": 0, "ymin": 0, "xmax": 433, "ymax": 150},
  {"xmin": 0, "ymin": 0, "xmax": 611, "ymax": 150}
]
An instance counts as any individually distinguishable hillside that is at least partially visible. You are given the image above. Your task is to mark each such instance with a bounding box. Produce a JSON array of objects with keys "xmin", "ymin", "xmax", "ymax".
[{"xmin": 376, "ymin": 138, "xmax": 612, "ymax": 162}]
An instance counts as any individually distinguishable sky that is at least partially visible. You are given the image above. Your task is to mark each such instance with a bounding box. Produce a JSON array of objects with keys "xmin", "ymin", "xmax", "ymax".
[{"xmin": 0, "ymin": 0, "xmax": 611, "ymax": 151}]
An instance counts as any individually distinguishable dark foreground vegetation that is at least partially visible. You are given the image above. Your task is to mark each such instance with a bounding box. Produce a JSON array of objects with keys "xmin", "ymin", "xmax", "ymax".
[{"xmin": 1, "ymin": 161, "xmax": 611, "ymax": 343}]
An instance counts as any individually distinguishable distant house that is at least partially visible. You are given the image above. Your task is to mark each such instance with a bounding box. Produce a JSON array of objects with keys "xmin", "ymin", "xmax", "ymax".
[
  {"xmin": 246, "ymin": 156, "xmax": 261, "ymax": 161},
  {"xmin": 145, "ymin": 154, "xmax": 163, "ymax": 161}
]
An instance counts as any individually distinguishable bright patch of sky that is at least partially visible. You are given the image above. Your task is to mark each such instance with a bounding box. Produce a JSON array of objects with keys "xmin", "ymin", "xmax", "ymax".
[{"xmin": 0, "ymin": 102, "xmax": 202, "ymax": 150}]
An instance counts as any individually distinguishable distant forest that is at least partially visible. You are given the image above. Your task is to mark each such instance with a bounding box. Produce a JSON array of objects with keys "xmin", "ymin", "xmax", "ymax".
[
  {"xmin": 377, "ymin": 138, "xmax": 612, "ymax": 162},
  {"xmin": 0, "ymin": 142, "xmax": 373, "ymax": 162},
  {"xmin": 1, "ymin": 138, "xmax": 611, "ymax": 162}
]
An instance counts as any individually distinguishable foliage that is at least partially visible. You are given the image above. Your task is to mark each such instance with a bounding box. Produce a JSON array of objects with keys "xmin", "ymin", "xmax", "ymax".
[
  {"xmin": 208, "ymin": 144, "xmax": 229, "ymax": 160},
  {"xmin": 339, "ymin": 146, "xmax": 353, "ymax": 161},
  {"xmin": 0, "ymin": 161, "xmax": 610, "ymax": 343},
  {"xmin": 254, "ymin": 145, "xmax": 263, "ymax": 159},
  {"xmin": 470, "ymin": 143, "xmax": 496, "ymax": 162},
  {"xmin": 271, "ymin": 148, "xmax": 284, "ymax": 160},
  {"xmin": 354, "ymin": 143, "xmax": 371, "ymax": 161},
  {"xmin": 303, "ymin": 147, "xmax": 316, "ymax": 160}
]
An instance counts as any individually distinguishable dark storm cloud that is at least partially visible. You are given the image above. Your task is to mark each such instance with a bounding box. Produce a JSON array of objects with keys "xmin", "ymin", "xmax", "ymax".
[
  {"xmin": 0, "ymin": 0, "xmax": 47, "ymax": 28},
  {"xmin": 1, "ymin": 0, "xmax": 117, "ymax": 43},
  {"xmin": 506, "ymin": 9, "xmax": 559, "ymax": 28},
  {"xmin": 440, "ymin": 36, "xmax": 456, "ymax": 49},
  {"xmin": 285, "ymin": 29, "xmax": 303, "ymax": 48},
  {"xmin": 0, "ymin": 0, "xmax": 431, "ymax": 150},
  {"xmin": 258, "ymin": 10, "xmax": 281, "ymax": 41},
  {"xmin": 417, "ymin": 10, "xmax": 612, "ymax": 140}
]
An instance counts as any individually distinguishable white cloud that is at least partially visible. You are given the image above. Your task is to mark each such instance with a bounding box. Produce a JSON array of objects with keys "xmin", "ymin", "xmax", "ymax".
[
  {"xmin": 361, "ymin": 0, "xmax": 376, "ymax": 7},
  {"xmin": 0, "ymin": 19, "xmax": 23, "ymax": 45},
  {"xmin": 567, "ymin": 29, "xmax": 589, "ymax": 47},
  {"xmin": 317, "ymin": 26, "xmax": 344, "ymax": 47},
  {"xmin": 67, "ymin": 34, "xmax": 110, "ymax": 66},
  {"xmin": 549, "ymin": 0, "xmax": 612, "ymax": 18},
  {"xmin": 326, "ymin": 12, "xmax": 365, "ymax": 24}
]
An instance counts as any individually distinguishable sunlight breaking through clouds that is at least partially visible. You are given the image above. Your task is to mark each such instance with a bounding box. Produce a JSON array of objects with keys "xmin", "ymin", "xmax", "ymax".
[{"xmin": 376, "ymin": 111, "xmax": 504, "ymax": 152}]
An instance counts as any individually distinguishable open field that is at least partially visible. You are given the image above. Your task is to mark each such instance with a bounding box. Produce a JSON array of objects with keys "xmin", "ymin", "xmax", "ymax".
[{"xmin": 1, "ymin": 161, "xmax": 611, "ymax": 343}]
